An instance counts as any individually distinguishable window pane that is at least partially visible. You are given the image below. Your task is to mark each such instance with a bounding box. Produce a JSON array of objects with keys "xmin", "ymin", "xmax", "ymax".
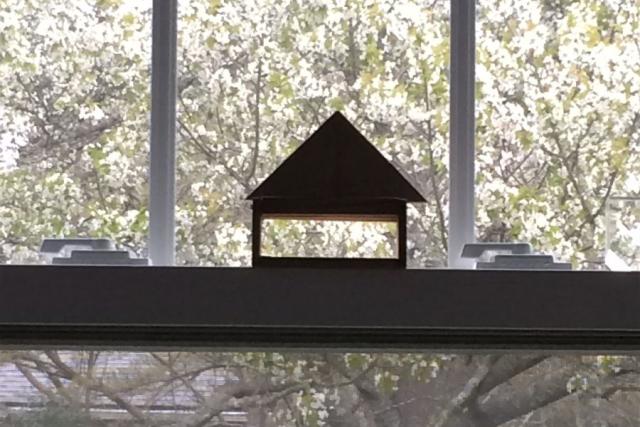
[
  {"xmin": 261, "ymin": 218, "xmax": 398, "ymax": 258},
  {"xmin": 605, "ymin": 197, "xmax": 640, "ymax": 269},
  {"xmin": 2, "ymin": 350, "xmax": 640, "ymax": 425},
  {"xmin": 0, "ymin": 1, "xmax": 151, "ymax": 264},
  {"xmin": 177, "ymin": 0, "xmax": 450, "ymax": 267},
  {"xmin": 476, "ymin": 0, "xmax": 640, "ymax": 270}
]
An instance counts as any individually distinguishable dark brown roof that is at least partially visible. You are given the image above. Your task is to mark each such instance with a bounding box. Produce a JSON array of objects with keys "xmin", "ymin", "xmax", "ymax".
[{"xmin": 247, "ymin": 112, "xmax": 425, "ymax": 202}]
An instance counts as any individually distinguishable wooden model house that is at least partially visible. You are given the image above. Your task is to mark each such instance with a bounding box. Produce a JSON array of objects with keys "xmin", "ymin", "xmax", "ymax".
[{"xmin": 247, "ymin": 112, "xmax": 425, "ymax": 268}]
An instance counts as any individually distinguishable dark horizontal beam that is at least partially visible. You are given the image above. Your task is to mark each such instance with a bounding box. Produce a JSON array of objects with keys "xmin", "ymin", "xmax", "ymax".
[
  {"xmin": 253, "ymin": 257, "xmax": 402, "ymax": 269},
  {"xmin": 0, "ymin": 266, "xmax": 639, "ymax": 350},
  {"xmin": 4, "ymin": 326, "xmax": 640, "ymax": 352}
]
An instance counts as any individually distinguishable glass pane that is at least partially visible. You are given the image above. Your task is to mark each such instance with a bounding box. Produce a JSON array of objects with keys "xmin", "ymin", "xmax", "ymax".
[
  {"xmin": 476, "ymin": 0, "xmax": 640, "ymax": 270},
  {"xmin": 606, "ymin": 196, "xmax": 640, "ymax": 270},
  {"xmin": 0, "ymin": 1, "xmax": 151, "ymax": 264},
  {"xmin": 261, "ymin": 218, "xmax": 398, "ymax": 258},
  {"xmin": 2, "ymin": 350, "xmax": 639, "ymax": 426},
  {"xmin": 177, "ymin": 0, "xmax": 450, "ymax": 267}
]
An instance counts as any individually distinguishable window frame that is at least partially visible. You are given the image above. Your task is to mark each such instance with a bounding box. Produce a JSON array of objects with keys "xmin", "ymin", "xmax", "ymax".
[
  {"xmin": 149, "ymin": 0, "xmax": 177, "ymax": 266},
  {"xmin": 448, "ymin": 0, "xmax": 476, "ymax": 269}
]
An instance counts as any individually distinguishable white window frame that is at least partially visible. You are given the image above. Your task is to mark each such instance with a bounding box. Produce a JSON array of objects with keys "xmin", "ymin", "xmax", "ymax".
[
  {"xmin": 449, "ymin": 0, "xmax": 476, "ymax": 268},
  {"xmin": 149, "ymin": 0, "xmax": 177, "ymax": 266}
]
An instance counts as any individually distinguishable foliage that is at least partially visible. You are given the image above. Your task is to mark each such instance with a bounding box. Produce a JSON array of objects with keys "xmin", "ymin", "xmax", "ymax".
[
  {"xmin": 476, "ymin": 0, "xmax": 640, "ymax": 268},
  {"xmin": 0, "ymin": 0, "xmax": 150, "ymax": 263}
]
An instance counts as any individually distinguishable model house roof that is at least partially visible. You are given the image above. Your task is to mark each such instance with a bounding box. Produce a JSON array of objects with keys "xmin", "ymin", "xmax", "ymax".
[{"xmin": 247, "ymin": 112, "xmax": 425, "ymax": 203}]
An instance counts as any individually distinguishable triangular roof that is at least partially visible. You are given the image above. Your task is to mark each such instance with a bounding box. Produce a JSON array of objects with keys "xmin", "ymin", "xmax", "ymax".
[{"xmin": 247, "ymin": 112, "xmax": 425, "ymax": 202}]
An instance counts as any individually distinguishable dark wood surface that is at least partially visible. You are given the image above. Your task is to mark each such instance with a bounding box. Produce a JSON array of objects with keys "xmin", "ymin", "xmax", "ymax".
[{"xmin": 0, "ymin": 265, "xmax": 639, "ymax": 350}]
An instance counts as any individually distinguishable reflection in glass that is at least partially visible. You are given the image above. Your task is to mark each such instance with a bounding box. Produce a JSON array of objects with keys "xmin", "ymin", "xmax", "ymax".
[{"xmin": 1, "ymin": 350, "xmax": 639, "ymax": 426}]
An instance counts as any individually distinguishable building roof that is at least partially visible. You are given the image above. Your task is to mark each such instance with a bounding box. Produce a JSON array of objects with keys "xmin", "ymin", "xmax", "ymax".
[
  {"xmin": 0, "ymin": 352, "xmax": 246, "ymax": 424},
  {"xmin": 247, "ymin": 112, "xmax": 425, "ymax": 203}
]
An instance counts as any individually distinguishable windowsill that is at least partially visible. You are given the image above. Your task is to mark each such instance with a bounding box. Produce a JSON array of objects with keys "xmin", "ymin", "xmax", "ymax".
[{"xmin": 0, "ymin": 265, "xmax": 638, "ymax": 350}]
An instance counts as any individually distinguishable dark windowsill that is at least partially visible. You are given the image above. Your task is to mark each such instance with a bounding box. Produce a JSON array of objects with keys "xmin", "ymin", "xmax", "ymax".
[{"xmin": 0, "ymin": 265, "xmax": 638, "ymax": 350}]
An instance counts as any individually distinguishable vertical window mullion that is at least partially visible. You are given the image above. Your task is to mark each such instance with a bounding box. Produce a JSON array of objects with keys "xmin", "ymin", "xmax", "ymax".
[
  {"xmin": 448, "ymin": 0, "xmax": 476, "ymax": 268},
  {"xmin": 149, "ymin": 0, "xmax": 178, "ymax": 266}
]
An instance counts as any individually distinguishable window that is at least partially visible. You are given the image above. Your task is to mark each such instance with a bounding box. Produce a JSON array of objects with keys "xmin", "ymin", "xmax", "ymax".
[
  {"xmin": 1, "ymin": 2, "xmax": 640, "ymax": 426},
  {"xmin": 1, "ymin": 2, "xmax": 638, "ymax": 269},
  {"xmin": 176, "ymin": 0, "xmax": 450, "ymax": 267},
  {"xmin": 0, "ymin": 1, "xmax": 151, "ymax": 264},
  {"xmin": 2, "ymin": 349, "xmax": 640, "ymax": 426},
  {"xmin": 261, "ymin": 217, "xmax": 399, "ymax": 259},
  {"xmin": 476, "ymin": 0, "xmax": 640, "ymax": 270}
]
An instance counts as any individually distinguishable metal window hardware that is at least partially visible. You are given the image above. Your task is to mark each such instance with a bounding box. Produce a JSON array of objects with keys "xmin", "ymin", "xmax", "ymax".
[
  {"xmin": 461, "ymin": 242, "xmax": 571, "ymax": 270},
  {"xmin": 40, "ymin": 238, "xmax": 149, "ymax": 266}
]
